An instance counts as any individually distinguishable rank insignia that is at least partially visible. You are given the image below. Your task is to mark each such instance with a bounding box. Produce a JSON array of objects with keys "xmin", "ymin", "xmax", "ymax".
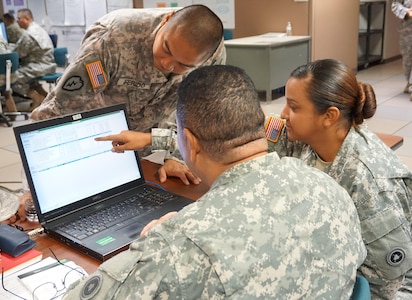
[{"xmin": 85, "ymin": 60, "xmax": 107, "ymax": 89}]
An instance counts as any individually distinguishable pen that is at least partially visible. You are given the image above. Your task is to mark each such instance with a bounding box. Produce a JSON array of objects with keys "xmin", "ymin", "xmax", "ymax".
[{"xmin": 17, "ymin": 259, "xmax": 67, "ymax": 279}]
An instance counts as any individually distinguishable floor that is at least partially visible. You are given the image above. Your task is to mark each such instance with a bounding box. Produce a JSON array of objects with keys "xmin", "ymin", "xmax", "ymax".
[{"xmin": 0, "ymin": 59, "xmax": 411, "ymax": 194}]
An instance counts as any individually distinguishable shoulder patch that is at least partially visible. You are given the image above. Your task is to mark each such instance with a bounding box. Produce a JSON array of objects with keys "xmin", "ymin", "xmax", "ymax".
[
  {"xmin": 265, "ymin": 115, "xmax": 285, "ymax": 143},
  {"xmin": 85, "ymin": 60, "xmax": 108, "ymax": 89},
  {"xmin": 80, "ymin": 274, "xmax": 102, "ymax": 299},
  {"xmin": 387, "ymin": 248, "xmax": 405, "ymax": 266},
  {"xmin": 62, "ymin": 76, "xmax": 84, "ymax": 91}
]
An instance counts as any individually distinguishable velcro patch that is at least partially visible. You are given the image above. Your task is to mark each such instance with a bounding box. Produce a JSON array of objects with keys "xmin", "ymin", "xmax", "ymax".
[
  {"xmin": 265, "ymin": 115, "xmax": 285, "ymax": 143},
  {"xmin": 80, "ymin": 274, "xmax": 102, "ymax": 299},
  {"xmin": 85, "ymin": 60, "xmax": 108, "ymax": 89},
  {"xmin": 62, "ymin": 76, "xmax": 84, "ymax": 91}
]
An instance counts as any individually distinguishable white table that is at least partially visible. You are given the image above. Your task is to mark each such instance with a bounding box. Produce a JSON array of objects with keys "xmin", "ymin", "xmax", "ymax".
[{"xmin": 224, "ymin": 33, "xmax": 311, "ymax": 101}]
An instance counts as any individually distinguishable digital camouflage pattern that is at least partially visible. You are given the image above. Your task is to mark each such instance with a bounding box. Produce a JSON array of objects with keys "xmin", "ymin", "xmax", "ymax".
[
  {"xmin": 392, "ymin": 0, "xmax": 412, "ymax": 90},
  {"xmin": 63, "ymin": 152, "xmax": 366, "ymax": 299},
  {"xmin": 266, "ymin": 115, "xmax": 412, "ymax": 300},
  {"xmin": 11, "ymin": 21, "xmax": 56, "ymax": 96},
  {"xmin": 30, "ymin": 8, "xmax": 226, "ymax": 135},
  {"xmin": 0, "ymin": 36, "xmax": 7, "ymax": 53},
  {"xmin": 151, "ymin": 128, "xmax": 177, "ymax": 152},
  {"xmin": 0, "ymin": 188, "xmax": 19, "ymax": 221},
  {"xmin": 5, "ymin": 21, "xmax": 23, "ymax": 44}
]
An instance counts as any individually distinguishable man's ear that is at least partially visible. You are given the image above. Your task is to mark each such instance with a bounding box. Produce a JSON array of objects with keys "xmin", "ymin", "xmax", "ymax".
[
  {"xmin": 323, "ymin": 106, "xmax": 340, "ymax": 127},
  {"xmin": 159, "ymin": 11, "xmax": 175, "ymax": 28},
  {"xmin": 183, "ymin": 128, "xmax": 201, "ymax": 163}
]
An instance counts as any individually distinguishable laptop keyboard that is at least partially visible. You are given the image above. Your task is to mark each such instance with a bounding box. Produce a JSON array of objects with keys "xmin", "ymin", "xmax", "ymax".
[{"xmin": 60, "ymin": 188, "xmax": 177, "ymax": 240}]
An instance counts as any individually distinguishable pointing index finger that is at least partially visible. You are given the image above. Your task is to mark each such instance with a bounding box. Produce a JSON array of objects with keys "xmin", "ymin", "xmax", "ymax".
[{"xmin": 95, "ymin": 134, "xmax": 121, "ymax": 142}]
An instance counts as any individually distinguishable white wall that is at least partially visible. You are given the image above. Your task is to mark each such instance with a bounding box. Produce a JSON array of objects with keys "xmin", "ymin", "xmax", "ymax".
[{"xmin": 2, "ymin": 0, "xmax": 133, "ymax": 58}]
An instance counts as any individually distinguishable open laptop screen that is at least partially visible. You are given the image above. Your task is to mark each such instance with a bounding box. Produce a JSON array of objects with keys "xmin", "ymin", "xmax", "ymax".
[
  {"xmin": 0, "ymin": 22, "xmax": 7, "ymax": 43},
  {"xmin": 17, "ymin": 107, "xmax": 142, "ymax": 214}
]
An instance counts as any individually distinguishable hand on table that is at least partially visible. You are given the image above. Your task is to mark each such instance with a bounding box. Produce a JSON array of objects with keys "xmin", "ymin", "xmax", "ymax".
[
  {"xmin": 140, "ymin": 211, "xmax": 177, "ymax": 236},
  {"xmin": 95, "ymin": 130, "xmax": 151, "ymax": 152},
  {"xmin": 158, "ymin": 159, "xmax": 201, "ymax": 185}
]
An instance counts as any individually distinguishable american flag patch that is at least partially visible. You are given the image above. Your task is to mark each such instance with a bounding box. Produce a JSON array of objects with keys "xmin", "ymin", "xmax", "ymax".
[
  {"xmin": 85, "ymin": 60, "xmax": 107, "ymax": 89},
  {"xmin": 265, "ymin": 115, "xmax": 285, "ymax": 142}
]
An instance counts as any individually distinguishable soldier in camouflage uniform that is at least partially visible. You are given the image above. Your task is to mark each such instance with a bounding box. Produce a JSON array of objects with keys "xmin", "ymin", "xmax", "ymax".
[
  {"xmin": 0, "ymin": 36, "xmax": 19, "ymax": 114},
  {"xmin": 12, "ymin": 8, "xmax": 56, "ymax": 109},
  {"xmin": 30, "ymin": 5, "xmax": 225, "ymax": 185},
  {"xmin": 63, "ymin": 65, "xmax": 366, "ymax": 300},
  {"xmin": 392, "ymin": 0, "xmax": 412, "ymax": 100},
  {"xmin": 3, "ymin": 13, "xmax": 23, "ymax": 44},
  {"xmin": 265, "ymin": 59, "xmax": 412, "ymax": 299},
  {"xmin": 0, "ymin": 35, "xmax": 7, "ymax": 53}
]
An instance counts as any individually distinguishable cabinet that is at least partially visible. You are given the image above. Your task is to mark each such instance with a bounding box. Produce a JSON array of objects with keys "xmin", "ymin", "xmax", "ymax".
[
  {"xmin": 358, "ymin": 1, "xmax": 386, "ymax": 70},
  {"xmin": 224, "ymin": 34, "xmax": 311, "ymax": 101}
]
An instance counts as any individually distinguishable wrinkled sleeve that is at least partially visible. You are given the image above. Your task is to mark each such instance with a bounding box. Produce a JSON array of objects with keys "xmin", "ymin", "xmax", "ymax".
[
  {"xmin": 340, "ymin": 156, "xmax": 412, "ymax": 297},
  {"xmin": 63, "ymin": 227, "xmax": 219, "ymax": 299},
  {"xmin": 12, "ymin": 33, "xmax": 36, "ymax": 59},
  {"xmin": 30, "ymin": 25, "xmax": 114, "ymax": 122},
  {"xmin": 151, "ymin": 128, "xmax": 177, "ymax": 152},
  {"xmin": 63, "ymin": 234, "xmax": 181, "ymax": 299}
]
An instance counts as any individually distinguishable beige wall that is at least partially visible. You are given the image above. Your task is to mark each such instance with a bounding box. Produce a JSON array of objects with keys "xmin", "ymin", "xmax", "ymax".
[
  {"xmin": 233, "ymin": 0, "xmax": 399, "ymax": 70},
  {"xmin": 233, "ymin": 0, "xmax": 309, "ymax": 37},
  {"xmin": 134, "ymin": 0, "xmax": 144, "ymax": 8},
  {"xmin": 309, "ymin": 0, "xmax": 359, "ymax": 69},
  {"xmin": 384, "ymin": 2, "xmax": 401, "ymax": 60}
]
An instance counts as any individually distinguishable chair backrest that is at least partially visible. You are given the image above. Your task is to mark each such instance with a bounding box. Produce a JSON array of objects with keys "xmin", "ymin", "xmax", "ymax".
[
  {"xmin": 223, "ymin": 29, "xmax": 233, "ymax": 40},
  {"xmin": 0, "ymin": 52, "xmax": 19, "ymax": 89},
  {"xmin": 351, "ymin": 275, "xmax": 371, "ymax": 300},
  {"xmin": 54, "ymin": 47, "xmax": 68, "ymax": 67},
  {"xmin": 49, "ymin": 34, "xmax": 58, "ymax": 48},
  {"xmin": 0, "ymin": 52, "xmax": 19, "ymax": 75}
]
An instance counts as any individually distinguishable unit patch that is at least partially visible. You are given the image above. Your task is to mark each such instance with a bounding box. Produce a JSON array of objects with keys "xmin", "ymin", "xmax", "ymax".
[
  {"xmin": 80, "ymin": 274, "xmax": 102, "ymax": 299},
  {"xmin": 62, "ymin": 76, "xmax": 84, "ymax": 91},
  {"xmin": 386, "ymin": 248, "xmax": 406, "ymax": 266}
]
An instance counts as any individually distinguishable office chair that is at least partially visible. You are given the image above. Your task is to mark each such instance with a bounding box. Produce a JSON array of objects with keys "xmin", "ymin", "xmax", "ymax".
[
  {"xmin": 0, "ymin": 52, "xmax": 29, "ymax": 126},
  {"xmin": 49, "ymin": 33, "xmax": 58, "ymax": 48},
  {"xmin": 38, "ymin": 47, "xmax": 68, "ymax": 92},
  {"xmin": 351, "ymin": 275, "xmax": 371, "ymax": 300}
]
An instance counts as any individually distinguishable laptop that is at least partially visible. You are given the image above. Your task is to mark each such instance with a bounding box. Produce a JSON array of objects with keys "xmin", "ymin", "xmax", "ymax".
[
  {"xmin": 13, "ymin": 104, "xmax": 193, "ymax": 261},
  {"xmin": 0, "ymin": 22, "xmax": 7, "ymax": 43}
]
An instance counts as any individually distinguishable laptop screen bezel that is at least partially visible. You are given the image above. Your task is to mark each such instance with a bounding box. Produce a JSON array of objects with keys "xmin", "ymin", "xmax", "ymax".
[{"xmin": 13, "ymin": 104, "xmax": 147, "ymax": 223}]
